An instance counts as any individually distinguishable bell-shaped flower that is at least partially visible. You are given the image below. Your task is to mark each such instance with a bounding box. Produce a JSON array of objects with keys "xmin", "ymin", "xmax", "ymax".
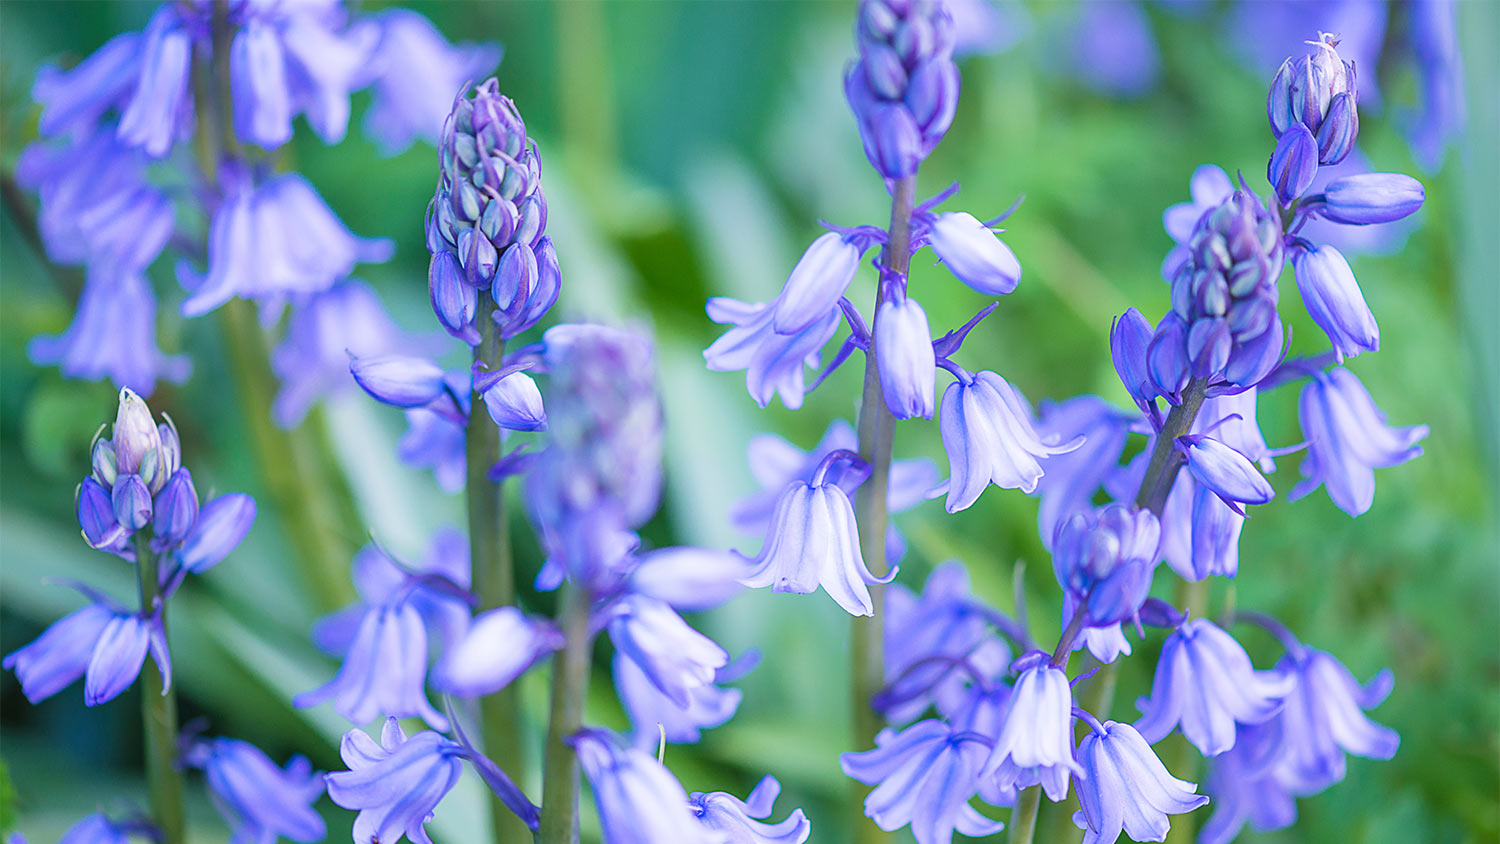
[
  {"xmin": 433, "ymin": 607, "xmax": 562, "ymax": 698},
  {"xmin": 740, "ymin": 464, "xmax": 895, "ymax": 617},
  {"xmin": 572, "ymin": 728, "xmax": 719, "ymax": 844},
  {"xmin": 85, "ymin": 611, "xmax": 170, "ymax": 707},
  {"xmin": 399, "ymin": 405, "xmax": 467, "ymax": 492},
  {"xmin": 1064, "ymin": 596, "xmax": 1133, "ymax": 665},
  {"xmin": 1291, "ymin": 367, "xmax": 1427, "ymax": 516},
  {"xmin": 626, "ymin": 546, "xmax": 751, "ymax": 612},
  {"xmin": 326, "ymin": 718, "xmax": 464, "ymax": 844},
  {"xmin": 882, "ymin": 562, "xmax": 1004, "ymax": 724},
  {"xmin": 313, "ymin": 533, "xmax": 472, "ymax": 658},
  {"xmin": 178, "ymin": 163, "xmax": 392, "ymax": 317},
  {"xmin": 482, "ymin": 370, "xmax": 547, "ymax": 431},
  {"xmin": 31, "ymin": 27, "xmax": 141, "ymax": 138},
  {"xmin": 116, "ymin": 5, "xmax": 195, "ymax": 157},
  {"xmin": 982, "ymin": 651, "xmax": 1080, "ymax": 801},
  {"xmin": 842, "ymin": 719, "xmax": 1003, "ymax": 844},
  {"xmin": 1198, "ymin": 721, "xmax": 1298, "ymax": 844},
  {"xmin": 607, "ymin": 596, "xmax": 728, "ymax": 708},
  {"xmin": 614, "ymin": 650, "xmax": 744, "ymax": 748},
  {"xmin": 772, "ymin": 232, "xmax": 864, "ymax": 333},
  {"xmin": 183, "ymin": 737, "xmax": 326, "ymax": 844},
  {"xmin": 1051, "ymin": 503, "xmax": 1159, "ymax": 627},
  {"xmin": 1161, "ymin": 165, "xmax": 1234, "ymax": 279},
  {"xmin": 1177, "ymin": 435, "xmax": 1275, "ymax": 512},
  {"xmin": 1293, "ymin": 244, "xmax": 1378, "ymax": 361},
  {"xmin": 356, "ymin": 10, "xmax": 501, "ymax": 154},
  {"xmin": 1272, "ymin": 646, "xmax": 1398, "ymax": 794},
  {"xmin": 1072, "ymin": 719, "xmax": 1207, "ymax": 844},
  {"xmin": 1315, "ymin": 173, "xmax": 1425, "ymax": 225},
  {"xmin": 689, "ymin": 775, "xmax": 811, "ymax": 844},
  {"xmin": 3, "ymin": 602, "xmax": 114, "ymax": 703},
  {"xmin": 939, "ymin": 370, "xmax": 1081, "ymax": 513},
  {"xmin": 926, "ymin": 212, "xmax": 1022, "ymax": 296},
  {"xmin": 175, "ymin": 493, "xmax": 257, "ymax": 575},
  {"xmin": 1110, "ymin": 308, "xmax": 1157, "ymax": 412},
  {"xmin": 704, "ymin": 297, "xmax": 840, "ymax": 410},
  {"xmin": 1159, "ymin": 475, "xmax": 1245, "ymax": 582},
  {"xmin": 1135, "ymin": 619, "xmax": 1293, "ymax": 756},
  {"xmin": 875, "ymin": 294, "xmax": 937, "ymax": 419},
  {"xmin": 295, "ymin": 595, "xmax": 448, "ymax": 730}
]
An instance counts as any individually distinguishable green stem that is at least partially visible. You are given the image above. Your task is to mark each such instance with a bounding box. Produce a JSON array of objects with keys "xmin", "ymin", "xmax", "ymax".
[
  {"xmin": 1009, "ymin": 785, "xmax": 1043, "ymax": 844},
  {"xmin": 467, "ymin": 298, "xmax": 531, "ymax": 843},
  {"xmin": 537, "ymin": 582, "xmax": 593, "ymax": 844},
  {"xmin": 850, "ymin": 174, "xmax": 917, "ymax": 844},
  {"xmin": 134, "ymin": 535, "xmax": 184, "ymax": 844},
  {"xmin": 1134, "ymin": 378, "xmax": 1209, "ymax": 515}
]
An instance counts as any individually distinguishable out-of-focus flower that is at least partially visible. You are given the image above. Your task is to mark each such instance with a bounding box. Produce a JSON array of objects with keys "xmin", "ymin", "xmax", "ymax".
[
  {"xmin": 1291, "ymin": 367, "xmax": 1427, "ymax": 516},
  {"xmin": 689, "ymin": 775, "xmax": 811, "ymax": 844},
  {"xmin": 183, "ymin": 737, "xmax": 326, "ymax": 844},
  {"xmin": 842, "ymin": 719, "xmax": 1003, "ymax": 844},
  {"xmin": 326, "ymin": 718, "xmax": 464, "ymax": 844}
]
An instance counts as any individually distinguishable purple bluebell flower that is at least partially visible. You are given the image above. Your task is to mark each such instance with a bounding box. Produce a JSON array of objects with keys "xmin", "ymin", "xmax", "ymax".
[
  {"xmin": 1292, "ymin": 243, "xmax": 1378, "ymax": 361},
  {"xmin": 1071, "ymin": 719, "xmax": 1207, "ymax": 844},
  {"xmin": 772, "ymin": 232, "xmax": 866, "ymax": 333},
  {"xmin": 1313, "ymin": 173, "xmax": 1426, "ymax": 225},
  {"xmin": 28, "ymin": 269, "xmax": 191, "ymax": 398},
  {"xmin": 434, "ymin": 607, "xmax": 562, "ymax": 698},
  {"xmin": 116, "ymin": 5, "xmax": 196, "ymax": 157},
  {"xmin": 705, "ymin": 297, "xmax": 841, "ymax": 411},
  {"xmin": 175, "ymin": 493, "xmax": 257, "ymax": 574},
  {"xmin": 1407, "ymin": 0, "xmax": 1464, "ymax": 170},
  {"xmin": 1063, "ymin": 596, "xmax": 1133, "ymax": 665},
  {"xmin": 1158, "ymin": 475, "xmax": 1244, "ymax": 582},
  {"xmin": 1272, "ymin": 645, "xmax": 1398, "ymax": 793},
  {"xmin": 1268, "ymin": 123, "xmax": 1319, "ymax": 205},
  {"xmin": 614, "ymin": 649, "xmax": 743, "ymax": 747},
  {"xmin": 313, "ymin": 533, "xmax": 471, "ymax": 658},
  {"xmin": 1198, "ymin": 721, "xmax": 1298, "ymax": 844},
  {"xmin": 938, "ymin": 369, "xmax": 1080, "ymax": 513},
  {"xmin": 399, "ymin": 406, "xmax": 468, "ymax": 492},
  {"xmin": 626, "ymin": 546, "xmax": 751, "ymax": 612},
  {"xmin": 845, "ymin": 0, "xmax": 959, "ymax": 179},
  {"xmin": 326, "ymin": 718, "xmax": 464, "ymax": 844},
  {"xmin": 982, "ymin": 650, "xmax": 1079, "ymax": 801},
  {"xmin": 178, "ymin": 161, "xmax": 392, "ymax": 317},
  {"xmin": 151, "ymin": 468, "xmax": 199, "ymax": 549},
  {"xmin": 182, "ymin": 737, "xmax": 326, "ymax": 844},
  {"xmin": 881, "ymin": 562, "xmax": 1004, "ymax": 724},
  {"xmin": 740, "ymin": 454, "xmax": 895, "ymax": 617},
  {"xmin": 86, "ymin": 610, "xmax": 169, "ymax": 707},
  {"xmin": 1111, "ymin": 308, "xmax": 1158, "ymax": 412},
  {"xmin": 350, "ymin": 355, "xmax": 449, "ymax": 407},
  {"xmin": 3, "ymin": 602, "xmax": 114, "ymax": 704},
  {"xmin": 1178, "ymin": 435, "xmax": 1275, "ymax": 511},
  {"xmin": 1066, "ymin": 0, "xmax": 1160, "ymax": 99},
  {"xmin": 1052, "ymin": 503, "xmax": 1159, "ymax": 627},
  {"xmin": 1291, "ymin": 367, "xmax": 1427, "ymax": 516},
  {"xmin": 841, "ymin": 719, "xmax": 1003, "ymax": 844},
  {"xmin": 607, "ymin": 595, "xmax": 729, "ymax": 708},
  {"xmin": 926, "ymin": 212, "xmax": 1022, "ymax": 296},
  {"xmin": 272, "ymin": 280, "xmax": 440, "ymax": 428},
  {"xmin": 572, "ymin": 728, "xmax": 718, "ymax": 844},
  {"xmin": 1135, "ymin": 619, "xmax": 1293, "ymax": 755},
  {"xmin": 31, "ymin": 31, "xmax": 141, "ymax": 138},
  {"xmin": 481, "ymin": 370, "xmax": 546, "ymax": 431},
  {"xmin": 1230, "ymin": 2, "xmax": 1384, "ymax": 109},
  {"xmin": 1032, "ymin": 396, "xmax": 1139, "ymax": 546},
  {"xmin": 356, "ymin": 10, "xmax": 501, "ymax": 155},
  {"xmin": 689, "ymin": 775, "xmax": 811, "ymax": 844},
  {"xmin": 876, "ymin": 293, "xmax": 937, "ymax": 419},
  {"xmin": 111, "ymin": 474, "xmax": 153, "ymax": 532}
]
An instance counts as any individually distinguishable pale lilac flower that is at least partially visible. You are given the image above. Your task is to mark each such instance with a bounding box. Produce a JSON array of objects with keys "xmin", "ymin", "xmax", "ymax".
[
  {"xmin": 689, "ymin": 775, "xmax": 811, "ymax": 844},
  {"xmin": 296, "ymin": 596, "xmax": 448, "ymax": 730},
  {"xmin": 938, "ymin": 370, "xmax": 1080, "ymax": 513},
  {"xmin": 1291, "ymin": 367, "xmax": 1427, "ymax": 516},
  {"xmin": 572, "ymin": 728, "xmax": 718, "ymax": 844},
  {"xmin": 3, "ymin": 602, "xmax": 114, "ymax": 704},
  {"xmin": 842, "ymin": 719, "xmax": 1003, "ymax": 844},
  {"xmin": 1051, "ymin": 503, "xmax": 1159, "ymax": 627},
  {"xmin": 1292, "ymin": 244, "xmax": 1379, "ymax": 361},
  {"xmin": 1178, "ymin": 435, "xmax": 1275, "ymax": 511},
  {"xmin": 982, "ymin": 651, "xmax": 1079, "ymax": 801},
  {"xmin": 175, "ymin": 493, "xmax": 257, "ymax": 574},
  {"xmin": 881, "ymin": 562, "xmax": 1005, "ymax": 725},
  {"xmin": 116, "ymin": 5, "xmax": 196, "ymax": 157},
  {"xmin": 326, "ymin": 718, "xmax": 464, "ymax": 844},
  {"xmin": 434, "ymin": 607, "xmax": 562, "ymax": 698},
  {"xmin": 183, "ymin": 737, "xmax": 326, "ymax": 844},
  {"xmin": 1272, "ymin": 646, "xmax": 1398, "ymax": 793},
  {"xmin": 1071, "ymin": 719, "xmax": 1206, "ymax": 844},
  {"xmin": 772, "ymin": 232, "xmax": 865, "ymax": 333},
  {"xmin": 1199, "ymin": 721, "xmax": 1298, "ymax": 844},
  {"xmin": 926, "ymin": 212, "xmax": 1022, "ymax": 296},
  {"xmin": 607, "ymin": 595, "xmax": 729, "ymax": 708},
  {"xmin": 875, "ymin": 294, "xmax": 937, "ymax": 419},
  {"xmin": 614, "ymin": 650, "xmax": 743, "ymax": 748},
  {"xmin": 704, "ymin": 297, "xmax": 840, "ymax": 410}
]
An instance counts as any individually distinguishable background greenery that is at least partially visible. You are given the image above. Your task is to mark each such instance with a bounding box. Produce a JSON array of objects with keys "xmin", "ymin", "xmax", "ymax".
[{"xmin": 1, "ymin": 1, "xmax": 1495, "ymax": 842}]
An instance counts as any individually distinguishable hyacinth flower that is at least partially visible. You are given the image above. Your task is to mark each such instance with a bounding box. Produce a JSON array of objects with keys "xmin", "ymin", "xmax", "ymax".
[
  {"xmin": 1198, "ymin": 721, "xmax": 1299, "ymax": 844},
  {"xmin": 982, "ymin": 651, "xmax": 1080, "ymax": 801},
  {"xmin": 841, "ymin": 719, "xmax": 1003, "ymax": 844},
  {"xmin": 1271, "ymin": 645, "xmax": 1399, "ymax": 794},
  {"xmin": 689, "ymin": 776, "xmax": 812, "ymax": 844},
  {"xmin": 1051, "ymin": 503, "xmax": 1160, "ymax": 628},
  {"xmin": 1070, "ymin": 716, "xmax": 1207, "ymax": 844},
  {"xmin": 1292, "ymin": 366, "xmax": 1428, "ymax": 516},
  {"xmin": 326, "ymin": 719, "xmax": 466, "ymax": 844},
  {"xmin": 181, "ymin": 737, "xmax": 326, "ymax": 844},
  {"xmin": 571, "ymin": 729, "xmax": 721, "ymax": 844}
]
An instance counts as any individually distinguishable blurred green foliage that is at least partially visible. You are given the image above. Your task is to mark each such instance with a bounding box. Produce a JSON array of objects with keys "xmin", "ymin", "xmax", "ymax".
[{"xmin": 1, "ymin": 2, "xmax": 1496, "ymax": 843}]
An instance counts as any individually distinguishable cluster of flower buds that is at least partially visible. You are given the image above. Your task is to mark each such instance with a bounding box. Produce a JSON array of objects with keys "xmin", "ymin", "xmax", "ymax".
[
  {"xmin": 845, "ymin": 0, "xmax": 959, "ymax": 179},
  {"xmin": 1268, "ymin": 33, "xmax": 1359, "ymax": 172},
  {"xmin": 427, "ymin": 78, "xmax": 558, "ymax": 344}
]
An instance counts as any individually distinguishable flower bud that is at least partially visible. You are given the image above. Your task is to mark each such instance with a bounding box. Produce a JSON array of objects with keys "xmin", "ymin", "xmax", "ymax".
[
  {"xmin": 350, "ymin": 355, "xmax": 447, "ymax": 408},
  {"xmin": 772, "ymin": 233, "xmax": 863, "ymax": 334},
  {"xmin": 1051, "ymin": 503, "xmax": 1159, "ymax": 626},
  {"xmin": 1147, "ymin": 314, "xmax": 1190, "ymax": 401},
  {"xmin": 482, "ymin": 371, "xmax": 547, "ymax": 432},
  {"xmin": 1317, "ymin": 173, "xmax": 1425, "ymax": 225},
  {"xmin": 1268, "ymin": 124, "xmax": 1319, "ymax": 205},
  {"xmin": 1111, "ymin": 308, "xmax": 1156, "ymax": 411},
  {"xmin": 1316, "ymin": 91, "xmax": 1358, "ymax": 164},
  {"xmin": 111, "ymin": 388, "xmax": 162, "ymax": 475},
  {"xmin": 178, "ymin": 493, "xmax": 257, "ymax": 573},
  {"xmin": 928, "ymin": 212, "xmax": 1022, "ymax": 296},
  {"xmin": 429, "ymin": 251, "xmax": 477, "ymax": 342},
  {"xmin": 1293, "ymin": 244, "xmax": 1377, "ymax": 362},
  {"xmin": 1187, "ymin": 317, "xmax": 1231, "ymax": 380},
  {"xmin": 112, "ymin": 473, "xmax": 153, "ymax": 532},
  {"xmin": 91, "ymin": 438, "xmax": 118, "ymax": 488},
  {"xmin": 875, "ymin": 295, "xmax": 936, "ymax": 420},
  {"xmin": 79, "ymin": 477, "xmax": 126, "ymax": 550},
  {"xmin": 1177, "ymin": 435, "xmax": 1274, "ymax": 509},
  {"xmin": 152, "ymin": 467, "xmax": 199, "ymax": 548},
  {"xmin": 156, "ymin": 417, "xmax": 181, "ymax": 479}
]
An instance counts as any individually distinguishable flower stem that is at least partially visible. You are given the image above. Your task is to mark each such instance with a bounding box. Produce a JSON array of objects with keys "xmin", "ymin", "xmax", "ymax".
[
  {"xmin": 467, "ymin": 297, "xmax": 531, "ymax": 844},
  {"xmin": 134, "ymin": 535, "xmax": 184, "ymax": 844},
  {"xmin": 538, "ymin": 582, "xmax": 593, "ymax": 844},
  {"xmin": 850, "ymin": 174, "xmax": 917, "ymax": 844},
  {"xmin": 1134, "ymin": 378, "xmax": 1209, "ymax": 515},
  {"xmin": 1008, "ymin": 784, "xmax": 1042, "ymax": 844}
]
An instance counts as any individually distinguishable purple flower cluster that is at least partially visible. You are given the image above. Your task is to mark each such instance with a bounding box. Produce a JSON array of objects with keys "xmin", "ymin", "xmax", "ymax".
[{"xmin": 845, "ymin": 0, "xmax": 960, "ymax": 180}]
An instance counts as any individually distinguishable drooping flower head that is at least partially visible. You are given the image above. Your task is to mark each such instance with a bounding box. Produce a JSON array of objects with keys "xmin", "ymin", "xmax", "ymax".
[
  {"xmin": 981, "ymin": 650, "xmax": 1080, "ymax": 801},
  {"xmin": 938, "ymin": 369, "xmax": 1080, "ymax": 513},
  {"xmin": 1071, "ymin": 718, "xmax": 1207, "ymax": 844},
  {"xmin": 845, "ymin": 0, "xmax": 959, "ymax": 179},
  {"xmin": 1291, "ymin": 367, "xmax": 1427, "ymax": 517},
  {"xmin": 689, "ymin": 776, "xmax": 812, "ymax": 844},
  {"xmin": 841, "ymin": 719, "xmax": 1003, "ymax": 844},
  {"xmin": 326, "ymin": 718, "xmax": 465, "ymax": 844},
  {"xmin": 1270, "ymin": 645, "xmax": 1399, "ymax": 794},
  {"xmin": 572, "ymin": 728, "xmax": 720, "ymax": 844},
  {"xmin": 182, "ymin": 737, "xmax": 326, "ymax": 844}
]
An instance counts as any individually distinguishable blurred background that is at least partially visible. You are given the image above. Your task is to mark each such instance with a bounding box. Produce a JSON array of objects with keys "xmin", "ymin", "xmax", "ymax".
[{"xmin": 1, "ymin": 1, "xmax": 1495, "ymax": 842}]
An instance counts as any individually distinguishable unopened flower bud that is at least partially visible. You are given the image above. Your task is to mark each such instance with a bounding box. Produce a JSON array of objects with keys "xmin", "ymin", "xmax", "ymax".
[
  {"xmin": 91, "ymin": 438, "xmax": 118, "ymax": 488},
  {"xmin": 1293, "ymin": 244, "xmax": 1377, "ymax": 361},
  {"xmin": 111, "ymin": 388, "xmax": 162, "ymax": 475},
  {"xmin": 1316, "ymin": 173, "xmax": 1425, "ymax": 225},
  {"xmin": 1316, "ymin": 91, "xmax": 1358, "ymax": 165},
  {"xmin": 772, "ymin": 233, "xmax": 863, "ymax": 334},
  {"xmin": 1268, "ymin": 123, "xmax": 1319, "ymax": 205},
  {"xmin": 875, "ymin": 294, "xmax": 937, "ymax": 420},
  {"xmin": 157, "ymin": 417, "xmax": 181, "ymax": 479},
  {"xmin": 152, "ymin": 467, "xmax": 199, "ymax": 547},
  {"xmin": 927, "ymin": 212, "xmax": 1021, "ymax": 296},
  {"xmin": 112, "ymin": 473, "xmax": 153, "ymax": 532}
]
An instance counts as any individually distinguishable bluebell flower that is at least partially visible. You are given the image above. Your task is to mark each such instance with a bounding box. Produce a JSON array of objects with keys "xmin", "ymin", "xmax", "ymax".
[
  {"xmin": 1407, "ymin": 0, "xmax": 1464, "ymax": 170},
  {"xmin": 175, "ymin": 492, "xmax": 257, "ymax": 575},
  {"xmin": 434, "ymin": 607, "xmax": 562, "ymax": 698},
  {"xmin": 326, "ymin": 718, "xmax": 464, "ymax": 844},
  {"xmin": 1066, "ymin": 0, "xmax": 1160, "ymax": 99},
  {"xmin": 1111, "ymin": 308, "xmax": 1158, "ymax": 412},
  {"xmin": 1071, "ymin": 719, "xmax": 1207, "ymax": 844},
  {"xmin": 178, "ymin": 161, "xmax": 393, "ymax": 318},
  {"xmin": 614, "ymin": 649, "xmax": 743, "ymax": 747},
  {"xmin": 705, "ymin": 297, "xmax": 841, "ymax": 410},
  {"xmin": 1160, "ymin": 165, "xmax": 1232, "ymax": 281},
  {"xmin": 1272, "ymin": 646, "xmax": 1398, "ymax": 794},
  {"xmin": 182, "ymin": 737, "xmax": 326, "ymax": 844},
  {"xmin": 3, "ymin": 602, "xmax": 114, "ymax": 703},
  {"xmin": 1313, "ymin": 173, "xmax": 1426, "ymax": 226},
  {"xmin": 1198, "ymin": 721, "xmax": 1298, "ymax": 844},
  {"xmin": 689, "ymin": 775, "xmax": 811, "ymax": 844},
  {"xmin": 925, "ymin": 212, "xmax": 1022, "ymax": 296},
  {"xmin": 1229, "ymin": 2, "xmax": 1384, "ymax": 110},
  {"xmin": 1032, "ymin": 396, "xmax": 1139, "ymax": 547},
  {"xmin": 1268, "ymin": 123, "xmax": 1319, "ymax": 205},
  {"xmin": 1063, "ymin": 596, "xmax": 1133, "ymax": 665},
  {"xmin": 350, "ymin": 355, "xmax": 449, "ymax": 407},
  {"xmin": 481, "ymin": 370, "xmax": 547, "ymax": 431},
  {"xmin": 1158, "ymin": 475, "xmax": 1244, "ymax": 582},
  {"xmin": 845, "ymin": 0, "xmax": 958, "ymax": 179},
  {"xmin": 86, "ymin": 610, "xmax": 170, "ymax": 707},
  {"xmin": 356, "ymin": 10, "xmax": 501, "ymax": 155},
  {"xmin": 151, "ymin": 467, "xmax": 199, "ymax": 549},
  {"xmin": 1135, "ymin": 619, "xmax": 1293, "ymax": 756},
  {"xmin": 1178, "ymin": 435, "xmax": 1275, "ymax": 512},
  {"xmin": 843, "ymin": 719, "xmax": 1003, "ymax": 844},
  {"xmin": 296, "ymin": 594, "xmax": 448, "ymax": 730},
  {"xmin": 399, "ymin": 405, "xmax": 467, "ymax": 492},
  {"xmin": 876, "ymin": 293, "xmax": 937, "ymax": 419},
  {"xmin": 1267, "ymin": 33, "xmax": 1358, "ymax": 157},
  {"xmin": 272, "ymin": 280, "xmax": 441, "ymax": 428},
  {"xmin": 740, "ymin": 463, "xmax": 895, "ymax": 617},
  {"xmin": 313, "ymin": 533, "xmax": 472, "ymax": 658},
  {"xmin": 938, "ymin": 369, "xmax": 1080, "ymax": 513},
  {"xmin": 572, "ymin": 728, "xmax": 719, "ymax": 844},
  {"xmin": 772, "ymin": 232, "xmax": 866, "ymax": 333},
  {"xmin": 982, "ymin": 651, "xmax": 1080, "ymax": 801},
  {"xmin": 881, "ymin": 562, "xmax": 1006, "ymax": 724},
  {"xmin": 28, "ymin": 268, "xmax": 191, "ymax": 398},
  {"xmin": 1052, "ymin": 503, "xmax": 1159, "ymax": 627},
  {"xmin": 31, "ymin": 31, "xmax": 141, "ymax": 138},
  {"xmin": 626, "ymin": 546, "xmax": 752, "ymax": 612},
  {"xmin": 116, "ymin": 4, "xmax": 196, "ymax": 157},
  {"xmin": 607, "ymin": 595, "xmax": 729, "ymax": 708},
  {"xmin": 1291, "ymin": 244, "xmax": 1378, "ymax": 361},
  {"xmin": 1291, "ymin": 367, "xmax": 1427, "ymax": 516}
]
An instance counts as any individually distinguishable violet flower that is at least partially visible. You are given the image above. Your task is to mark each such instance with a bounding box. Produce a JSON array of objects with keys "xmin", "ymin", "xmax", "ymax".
[
  {"xmin": 1291, "ymin": 367, "xmax": 1428, "ymax": 516},
  {"xmin": 295, "ymin": 596, "xmax": 449, "ymax": 730},
  {"xmin": 183, "ymin": 737, "xmax": 326, "ymax": 844},
  {"xmin": 1272, "ymin": 646, "xmax": 1399, "ymax": 794},
  {"xmin": 434, "ymin": 606, "xmax": 562, "ymax": 698},
  {"xmin": 614, "ymin": 650, "xmax": 743, "ymax": 748},
  {"xmin": 772, "ymin": 232, "xmax": 865, "ymax": 334},
  {"xmin": 925, "ymin": 212, "xmax": 1022, "ymax": 296},
  {"xmin": 572, "ymin": 728, "xmax": 718, "ymax": 844},
  {"xmin": 875, "ymin": 293, "xmax": 937, "ymax": 420},
  {"xmin": 841, "ymin": 719, "xmax": 1003, "ymax": 844},
  {"xmin": 704, "ymin": 296, "xmax": 841, "ymax": 411},
  {"xmin": 844, "ymin": 0, "xmax": 958, "ymax": 179},
  {"xmin": 607, "ymin": 595, "xmax": 729, "ymax": 708},
  {"xmin": 326, "ymin": 718, "xmax": 464, "ymax": 844},
  {"xmin": 1198, "ymin": 721, "xmax": 1298, "ymax": 844},
  {"xmin": 881, "ymin": 561, "xmax": 999, "ymax": 724},
  {"xmin": 981, "ymin": 651, "xmax": 1080, "ymax": 801},
  {"xmin": 1291, "ymin": 244, "xmax": 1379, "ymax": 362},
  {"xmin": 689, "ymin": 775, "xmax": 811, "ymax": 844},
  {"xmin": 1071, "ymin": 718, "xmax": 1207, "ymax": 844},
  {"xmin": 3, "ymin": 602, "xmax": 114, "ymax": 704},
  {"xmin": 938, "ymin": 368, "xmax": 1080, "ymax": 513},
  {"xmin": 1052, "ymin": 503, "xmax": 1160, "ymax": 627}
]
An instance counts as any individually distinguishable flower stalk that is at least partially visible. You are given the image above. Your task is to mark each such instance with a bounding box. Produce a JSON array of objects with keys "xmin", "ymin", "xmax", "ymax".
[
  {"xmin": 538, "ymin": 582, "xmax": 594, "ymax": 844},
  {"xmin": 134, "ymin": 534, "xmax": 184, "ymax": 844}
]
